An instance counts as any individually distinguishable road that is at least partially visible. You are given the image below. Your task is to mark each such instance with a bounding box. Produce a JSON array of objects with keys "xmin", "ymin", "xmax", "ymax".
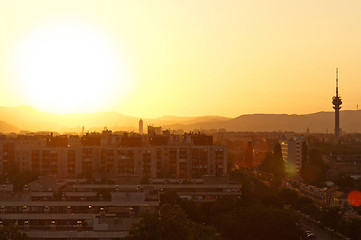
[{"xmin": 299, "ymin": 215, "xmax": 345, "ymax": 240}]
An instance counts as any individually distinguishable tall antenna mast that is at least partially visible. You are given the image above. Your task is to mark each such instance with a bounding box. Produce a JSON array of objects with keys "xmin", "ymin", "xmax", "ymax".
[
  {"xmin": 332, "ymin": 68, "xmax": 342, "ymax": 143},
  {"xmin": 336, "ymin": 68, "xmax": 339, "ymax": 97}
]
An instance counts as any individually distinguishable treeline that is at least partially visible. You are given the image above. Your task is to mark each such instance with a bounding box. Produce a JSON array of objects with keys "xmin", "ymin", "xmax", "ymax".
[
  {"xmin": 258, "ymin": 143, "xmax": 285, "ymax": 177},
  {"xmin": 125, "ymin": 168, "xmax": 361, "ymax": 239},
  {"xmin": 0, "ymin": 166, "xmax": 39, "ymax": 191},
  {"xmin": 258, "ymin": 142, "xmax": 328, "ymax": 186},
  {"xmin": 279, "ymin": 188, "xmax": 361, "ymax": 239},
  {"xmin": 125, "ymin": 169, "xmax": 301, "ymax": 240},
  {"xmin": 0, "ymin": 222, "xmax": 28, "ymax": 240},
  {"xmin": 300, "ymin": 143, "xmax": 328, "ymax": 186},
  {"xmin": 123, "ymin": 204, "xmax": 219, "ymax": 240}
]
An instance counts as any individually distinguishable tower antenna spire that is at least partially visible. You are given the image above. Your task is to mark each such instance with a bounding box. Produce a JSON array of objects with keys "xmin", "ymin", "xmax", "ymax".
[
  {"xmin": 336, "ymin": 68, "xmax": 339, "ymax": 97},
  {"xmin": 332, "ymin": 68, "xmax": 342, "ymax": 143}
]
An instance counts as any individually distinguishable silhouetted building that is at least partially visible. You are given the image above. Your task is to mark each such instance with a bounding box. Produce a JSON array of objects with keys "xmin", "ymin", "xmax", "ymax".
[
  {"xmin": 0, "ymin": 179, "xmax": 240, "ymax": 239},
  {"xmin": 0, "ymin": 179, "xmax": 156, "ymax": 239},
  {"xmin": 147, "ymin": 126, "xmax": 162, "ymax": 135},
  {"xmin": 0, "ymin": 132, "xmax": 226, "ymax": 179},
  {"xmin": 81, "ymin": 133, "xmax": 102, "ymax": 146},
  {"xmin": 326, "ymin": 155, "xmax": 361, "ymax": 179},
  {"xmin": 121, "ymin": 135, "xmax": 143, "ymax": 147},
  {"xmin": 190, "ymin": 133, "xmax": 213, "ymax": 145},
  {"xmin": 47, "ymin": 134, "xmax": 68, "ymax": 147},
  {"xmin": 332, "ymin": 68, "xmax": 342, "ymax": 143},
  {"xmin": 139, "ymin": 119, "xmax": 143, "ymax": 135},
  {"xmin": 149, "ymin": 135, "xmax": 169, "ymax": 146}
]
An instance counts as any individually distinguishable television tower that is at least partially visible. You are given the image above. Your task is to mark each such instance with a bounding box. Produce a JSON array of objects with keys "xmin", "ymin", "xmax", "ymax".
[{"xmin": 332, "ymin": 68, "xmax": 342, "ymax": 143}]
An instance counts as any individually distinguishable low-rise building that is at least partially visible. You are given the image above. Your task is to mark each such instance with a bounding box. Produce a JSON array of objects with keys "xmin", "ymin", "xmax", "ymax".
[
  {"xmin": 0, "ymin": 177, "xmax": 241, "ymax": 239},
  {"xmin": 326, "ymin": 155, "xmax": 361, "ymax": 179}
]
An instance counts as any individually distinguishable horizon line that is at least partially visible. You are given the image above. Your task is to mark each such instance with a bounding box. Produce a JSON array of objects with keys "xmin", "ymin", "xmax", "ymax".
[{"xmin": 1, "ymin": 104, "xmax": 359, "ymax": 119}]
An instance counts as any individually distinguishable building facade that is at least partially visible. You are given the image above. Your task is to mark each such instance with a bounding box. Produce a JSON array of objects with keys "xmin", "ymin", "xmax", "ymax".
[
  {"xmin": 279, "ymin": 136, "xmax": 304, "ymax": 174},
  {"xmin": 0, "ymin": 132, "xmax": 227, "ymax": 179},
  {"xmin": 326, "ymin": 155, "xmax": 361, "ymax": 179}
]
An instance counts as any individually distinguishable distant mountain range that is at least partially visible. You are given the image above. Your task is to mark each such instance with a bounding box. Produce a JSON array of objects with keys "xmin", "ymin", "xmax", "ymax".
[
  {"xmin": 165, "ymin": 111, "xmax": 361, "ymax": 133},
  {"xmin": 0, "ymin": 105, "xmax": 359, "ymax": 134},
  {"xmin": 0, "ymin": 120, "xmax": 19, "ymax": 133}
]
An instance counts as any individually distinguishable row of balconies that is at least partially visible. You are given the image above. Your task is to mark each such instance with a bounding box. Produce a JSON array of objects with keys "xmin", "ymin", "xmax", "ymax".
[
  {"xmin": 0, "ymin": 206, "xmax": 139, "ymax": 216},
  {"xmin": 1, "ymin": 205, "xmax": 103, "ymax": 213}
]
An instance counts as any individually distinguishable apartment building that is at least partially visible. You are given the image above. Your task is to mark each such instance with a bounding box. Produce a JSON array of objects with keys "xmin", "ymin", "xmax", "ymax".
[
  {"xmin": 326, "ymin": 155, "xmax": 361, "ymax": 179},
  {"xmin": 0, "ymin": 132, "xmax": 227, "ymax": 179},
  {"xmin": 279, "ymin": 136, "xmax": 304, "ymax": 174}
]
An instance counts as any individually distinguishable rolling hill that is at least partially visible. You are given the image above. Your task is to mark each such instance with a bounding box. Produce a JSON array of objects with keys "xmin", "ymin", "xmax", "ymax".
[{"xmin": 0, "ymin": 105, "xmax": 359, "ymax": 133}]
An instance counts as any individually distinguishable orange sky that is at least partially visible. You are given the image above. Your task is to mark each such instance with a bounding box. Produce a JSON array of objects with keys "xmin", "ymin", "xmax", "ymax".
[{"xmin": 1, "ymin": 0, "xmax": 361, "ymax": 118}]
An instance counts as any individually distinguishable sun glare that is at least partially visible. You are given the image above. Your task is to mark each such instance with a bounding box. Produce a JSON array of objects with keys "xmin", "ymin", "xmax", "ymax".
[{"xmin": 11, "ymin": 19, "xmax": 131, "ymax": 113}]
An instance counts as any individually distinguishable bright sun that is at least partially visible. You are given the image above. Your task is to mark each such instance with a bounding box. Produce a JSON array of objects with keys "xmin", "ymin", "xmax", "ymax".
[{"xmin": 12, "ymin": 19, "xmax": 130, "ymax": 113}]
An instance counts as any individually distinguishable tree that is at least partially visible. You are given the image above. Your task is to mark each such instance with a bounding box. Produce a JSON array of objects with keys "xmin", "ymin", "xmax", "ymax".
[
  {"xmin": 258, "ymin": 144, "xmax": 285, "ymax": 177},
  {"xmin": 0, "ymin": 224, "xmax": 28, "ymax": 240},
  {"xmin": 0, "ymin": 167, "xmax": 39, "ymax": 191},
  {"xmin": 245, "ymin": 141, "xmax": 254, "ymax": 169},
  {"xmin": 213, "ymin": 202, "xmax": 300, "ymax": 240},
  {"xmin": 294, "ymin": 196, "xmax": 320, "ymax": 217},
  {"xmin": 300, "ymin": 141, "xmax": 308, "ymax": 174},
  {"xmin": 160, "ymin": 191, "xmax": 182, "ymax": 206},
  {"xmin": 160, "ymin": 191, "xmax": 204, "ymax": 223},
  {"xmin": 320, "ymin": 207, "xmax": 342, "ymax": 230},
  {"xmin": 124, "ymin": 204, "xmax": 219, "ymax": 240},
  {"xmin": 258, "ymin": 152, "xmax": 273, "ymax": 174},
  {"xmin": 342, "ymin": 218, "xmax": 361, "ymax": 239},
  {"xmin": 125, "ymin": 208, "xmax": 162, "ymax": 240},
  {"xmin": 227, "ymin": 151, "xmax": 235, "ymax": 173},
  {"xmin": 272, "ymin": 143, "xmax": 285, "ymax": 177},
  {"xmin": 334, "ymin": 176, "xmax": 355, "ymax": 190},
  {"xmin": 190, "ymin": 222, "xmax": 219, "ymax": 240},
  {"xmin": 279, "ymin": 188, "xmax": 298, "ymax": 206},
  {"xmin": 301, "ymin": 149, "xmax": 328, "ymax": 186}
]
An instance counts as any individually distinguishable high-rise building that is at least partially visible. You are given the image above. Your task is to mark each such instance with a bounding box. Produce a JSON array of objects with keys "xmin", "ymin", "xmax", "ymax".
[
  {"xmin": 332, "ymin": 68, "xmax": 342, "ymax": 143},
  {"xmin": 139, "ymin": 119, "xmax": 143, "ymax": 135},
  {"xmin": 279, "ymin": 136, "xmax": 304, "ymax": 174}
]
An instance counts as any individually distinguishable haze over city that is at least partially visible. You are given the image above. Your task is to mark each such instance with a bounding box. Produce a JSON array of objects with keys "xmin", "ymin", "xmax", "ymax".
[
  {"xmin": 2, "ymin": 1, "xmax": 361, "ymax": 240},
  {"xmin": 1, "ymin": 0, "xmax": 361, "ymax": 118}
]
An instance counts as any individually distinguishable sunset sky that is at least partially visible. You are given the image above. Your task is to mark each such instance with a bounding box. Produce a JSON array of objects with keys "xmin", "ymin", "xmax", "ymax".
[{"xmin": 1, "ymin": 0, "xmax": 361, "ymax": 118}]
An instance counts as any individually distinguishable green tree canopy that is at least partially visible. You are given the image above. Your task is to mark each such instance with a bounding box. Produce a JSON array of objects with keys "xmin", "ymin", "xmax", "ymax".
[
  {"xmin": 300, "ymin": 141, "xmax": 308, "ymax": 174},
  {"xmin": 258, "ymin": 143, "xmax": 285, "ymax": 177},
  {"xmin": 279, "ymin": 188, "xmax": 298, "ymax": 206},
  {"xmin": 272, "ymin": 143, "xmax": 285, "ymax": 176},
  {"xmin": 301, "ymin": 149, "xmax": 328, "ymax": 186},
  {"xmin": 0, "ymin": 224, "xmax": 28, "ymax": 240},
  {"xmin": 124, "ymin": 204, "xmax": 219, "ymax": 240}
]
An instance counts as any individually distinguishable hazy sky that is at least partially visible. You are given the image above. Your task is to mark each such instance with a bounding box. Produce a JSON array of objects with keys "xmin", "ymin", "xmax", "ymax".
[{"xmin": 1, "ymin": 0, "xmax": 361, "ymax": 118}]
